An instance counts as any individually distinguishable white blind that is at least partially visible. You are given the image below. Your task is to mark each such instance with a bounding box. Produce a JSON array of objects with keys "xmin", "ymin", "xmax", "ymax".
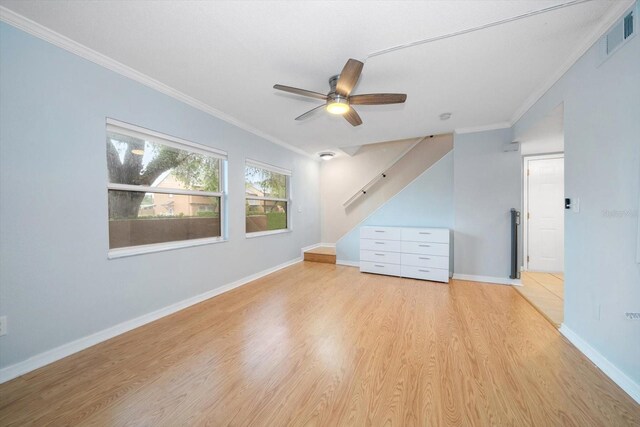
[
  {"xmin": 246, "ymin": 158, "xmax": 292, "ymax": 176},
  {"xmin": 106, "ymin": 118, "xmax": 227, "ymax": 160}
]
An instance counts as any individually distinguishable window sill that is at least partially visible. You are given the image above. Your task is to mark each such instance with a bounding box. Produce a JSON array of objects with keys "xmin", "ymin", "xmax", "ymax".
[
  {"xmin": 108, "ymin": 237, "xmax": 226, "ymax": 259},
  {"xmin": 245, "ymin": 229, "xmax": 292, "ymax": 239}
]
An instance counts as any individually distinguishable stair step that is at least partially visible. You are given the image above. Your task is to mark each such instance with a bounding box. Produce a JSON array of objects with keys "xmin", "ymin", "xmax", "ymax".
[{"xmin": 304, "ymin": 246, "xmax": 336, "ymax": 264}]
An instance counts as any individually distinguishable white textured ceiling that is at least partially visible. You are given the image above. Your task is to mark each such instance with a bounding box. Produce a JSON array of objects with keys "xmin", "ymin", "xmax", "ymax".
[{"xmin": 0, "ymin": 1, "xmax": 631, "ymax": 154}]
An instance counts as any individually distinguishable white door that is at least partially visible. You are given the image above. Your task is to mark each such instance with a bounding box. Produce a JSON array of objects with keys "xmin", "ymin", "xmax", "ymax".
[{"xmin": 526, "ymin": 156, "xmax": 564, "ymax": 272}]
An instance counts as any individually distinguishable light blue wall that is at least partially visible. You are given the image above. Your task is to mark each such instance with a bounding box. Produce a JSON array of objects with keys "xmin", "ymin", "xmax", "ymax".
[
  {"xmin": 453, "ymin": 128, "xmax": 521, "ymax": 279},
  {"xmin": 0, "ymin": 23, "xmax": 320, "ymax": 368},
  {"xmin": 336, "ymin": 152, "xmax": 454, "ymax": 261},
  {"xmin": 515, "ymin": 26, "xmax": 640, "ymax": 384}
]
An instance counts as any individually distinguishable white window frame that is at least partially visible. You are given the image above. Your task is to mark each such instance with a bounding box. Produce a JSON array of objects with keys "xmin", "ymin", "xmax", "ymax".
[
  {"xmin": 245, "ymin": 158, "xmax": 292, "ymax": 238},
  {"xmin": 106, "ymin": 118, "xmax": 228, "ymax": 259}
]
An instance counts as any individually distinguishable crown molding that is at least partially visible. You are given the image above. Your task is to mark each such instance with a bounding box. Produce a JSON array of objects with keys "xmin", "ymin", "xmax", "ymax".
[
  {"xmin": 0, "ymin": 6, "xmax": 315, "ymax": 159},
  {"xmin": 454, "ymin": 122, "xmax": 511, "ymax": 134},
  {"xmin": 509, "ymin": 0, "xmax": 636, "ymax": 125}
]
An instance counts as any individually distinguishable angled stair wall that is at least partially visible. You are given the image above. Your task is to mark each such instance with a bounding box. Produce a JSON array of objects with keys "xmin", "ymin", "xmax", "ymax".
[
  {"xmin": 320, "ymin": 134, "xmax": 453, "ymax": 243},
  {"xmin": 335, "ymin": 151, "xmax": 454, "ymax": 263}
]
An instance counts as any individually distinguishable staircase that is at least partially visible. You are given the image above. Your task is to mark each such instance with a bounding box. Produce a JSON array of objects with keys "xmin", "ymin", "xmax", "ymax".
[{"xmin": 303, "ymin": 246, "xmax": 336, "ymax": 264}]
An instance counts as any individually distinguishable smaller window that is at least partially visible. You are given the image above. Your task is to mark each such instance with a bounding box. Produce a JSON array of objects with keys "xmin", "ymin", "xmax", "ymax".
[{"xmin": 245, "ymin": 160, "xmax": 291, "ymax": 236}]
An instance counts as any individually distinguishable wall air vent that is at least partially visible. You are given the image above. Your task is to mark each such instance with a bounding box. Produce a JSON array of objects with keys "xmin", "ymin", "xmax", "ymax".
[{"xmin": 603, "ymin": 5, "xmax": 636, "ymax": 59}]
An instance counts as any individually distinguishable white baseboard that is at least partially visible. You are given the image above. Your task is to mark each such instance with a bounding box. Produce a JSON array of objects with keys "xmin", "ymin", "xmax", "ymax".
[
  {"xmin": 559, "ymin": 324, "xmax": 640, "ymax": 404},
  {"xmin": 320, "ymin": 242, "xmax": 336, "ymax": 248},
  {"xmin": 336, "ymin": 259, "xmax": 359, "ymax": 267},
  {"xmin": 0, "ymin": 256, "xmax": 303, "ymax": 384},
  {"xmin": 301, "ymin": 243, "xmax": 322, "ymax": 256},
  {"xmin": 452, "ymin": 273, "xmax": 520, "ymax": 286}
]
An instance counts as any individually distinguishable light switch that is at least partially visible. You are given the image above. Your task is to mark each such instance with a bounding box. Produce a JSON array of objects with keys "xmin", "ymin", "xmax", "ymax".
[{"xmin": 572, "ymin": 197, "xmax": 580, "ymax": 213}]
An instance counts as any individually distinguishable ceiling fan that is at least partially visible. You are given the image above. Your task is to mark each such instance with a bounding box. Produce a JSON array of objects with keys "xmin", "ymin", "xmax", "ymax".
[{"xmin": 273, "ymin": 58, "xmax": 407, "ymax": 127}]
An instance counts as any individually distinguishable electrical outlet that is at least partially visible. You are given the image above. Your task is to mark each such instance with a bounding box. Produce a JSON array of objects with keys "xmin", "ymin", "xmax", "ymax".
[{"xmin": 0, "ymin": 316, "xmax": 7, "ymax": 336}]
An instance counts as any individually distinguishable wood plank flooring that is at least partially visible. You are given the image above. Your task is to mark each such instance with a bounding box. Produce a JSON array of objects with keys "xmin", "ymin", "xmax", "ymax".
[
  {"xmin": 1, "ymin": 263, "xmax": 638, "ymax": 426},
  {"xmin": 516, "ymin": 272, "xmax": 564, "ymax": 327}
]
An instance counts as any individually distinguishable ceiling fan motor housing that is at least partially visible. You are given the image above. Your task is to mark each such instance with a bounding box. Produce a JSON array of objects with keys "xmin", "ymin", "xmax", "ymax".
[{"xmin": 327, "ymin": 74, "xmax": 343, "ymax": 104}]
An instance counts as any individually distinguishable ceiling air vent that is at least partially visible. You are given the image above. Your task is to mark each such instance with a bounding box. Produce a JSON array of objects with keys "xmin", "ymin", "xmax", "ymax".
[{"xmin": 604, "ymin": 6, "xmax": 635, "ymax": 57}]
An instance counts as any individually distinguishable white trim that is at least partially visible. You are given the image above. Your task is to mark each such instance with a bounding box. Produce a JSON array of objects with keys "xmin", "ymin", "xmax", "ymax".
[
  {"xmin": 0, "ymin": 257, "xmax": 303, "ymax": 384},
  {"xmin": 320, "ymin": 242, "xmax": 336, "ymax": 248},
  {"xmin": 522, "ymin": 153, "xmax": 565, "ymax": 271},
  {"xmin": 454, "ymin": 122, "xmax": 511, "ymax": 134},
  {"xmin": 0, "ymin": 6, "xmax": 313, "ymax": 160},
  {"xmin": 107, "ymin": 118, "xmax": 227, "ymax": 159},
  {"xmin": 245, "ymin": 158, "xmax": 292, "ymax": 176},
  {"xmin": 107, "ymin": 183, "xmax": 223, "ymax": 198},
  {"xmin": 509, "ymin": 0, "xmax": 635, "ymax": 125},
  {"xmin": 245, "ymin": 228, "xmax": 292, "ymax": 239},
  {"xmin": 108, "ymin": 236, "xmax": 226, "ymax": 259},
  {"xmin": 559, "ymin": 324, "xmax": 640, "ymax": 404},
  {"xmin": 336, "ymin": 259, "xmax": 360, "ymax": 267},
  {"xmin": 452, "ymin": 273, "xmax": 521, "ymax": 286}
]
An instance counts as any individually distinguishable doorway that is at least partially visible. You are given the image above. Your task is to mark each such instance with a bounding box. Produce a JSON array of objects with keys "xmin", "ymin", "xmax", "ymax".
[
  {"xmin": 524, "ymin": 154, "xmax": 564, "ymax": 272},
  {"xmin": 518, "ymin": 153, "xmax": 565, "ymax": 327}
]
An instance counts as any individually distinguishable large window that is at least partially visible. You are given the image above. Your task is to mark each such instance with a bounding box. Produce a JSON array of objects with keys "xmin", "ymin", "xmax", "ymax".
[
  {"xmin": 245, "ymin": 160, "xmax": 291, "ymax": 236},
  {"xmin": 106, "ymin": 119, "xmax": 227, "ymax": 257}
]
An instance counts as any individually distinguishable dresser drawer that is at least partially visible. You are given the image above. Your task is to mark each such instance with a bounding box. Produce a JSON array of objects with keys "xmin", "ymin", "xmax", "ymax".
[
  {"xmin": 360, "ymin": 250, "xmax": 401, "ymax": 264},
  {"xmin": 360, "ymin": 239, "xmax": 402, "ymax": 252},
  {"xmin": 401, "ymin": 228, "xmax": 449, "ymax": 244},
  {"xmin": 401, "ymin": 265, "xmax": 449, "ymax": 283},
  {"xmin": 360, "ymin": 226, "xmax": 402, "ymax": 241},
  {"xmin": 401, "ymin": 253, "xmax": 449, "ymax": 269},
  {"xmin": 401, "ymin": 241, "xmax": 449, "ymax": 256},
  {"xmin": 360, "ymin": 261, "xmax": 401, "ymax": 277}
]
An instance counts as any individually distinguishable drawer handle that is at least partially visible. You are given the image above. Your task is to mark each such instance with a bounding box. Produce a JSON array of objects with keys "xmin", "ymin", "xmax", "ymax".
[
  {"xmin": 375, "ymin": 242, "xmax": 385, "ymax": 245},
  {"xmin": 419, "ymin": 244, "xmax": 431, "ymax": 247},
  {"xmin": 374, "ymin": 230, "xmax": 386, "ymax": 233},
  {"xmin": 419, "ymin": 232, "xmax": 431, "ymax": 235},
  {"xmin": 374, "ymin": 264, "xmax": 385, "ymax": 268},
  {"xmin": 419, "ymin": 269, "xmax": 430, "ymax": 273},
  {"xmin": 419, "ymin": 257, "xmax": 430, "ymax": 260},
  {"xmin": 374, "ymin": 253, "xmax": 385, "ymax": 256}
]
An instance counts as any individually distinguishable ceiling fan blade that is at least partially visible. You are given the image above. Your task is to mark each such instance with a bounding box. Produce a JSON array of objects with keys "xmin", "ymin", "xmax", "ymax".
[
  {"xmin": 349, "ymin": 93, "xmax": 407, "ymax": 105},
  {"xmin": 343, "ymin": 107, "xmax": 363, "ymax": 127},
  {"xmin": 273, "ymin": 84, "xmax": 328, "ymax": 101},
  {"xmin": 295, "ymin": 104, "xmax": 325, "ymax": 121},
  {"xmin": 336, "ymin": 59, "xmax": 364, "ymax": 96}
]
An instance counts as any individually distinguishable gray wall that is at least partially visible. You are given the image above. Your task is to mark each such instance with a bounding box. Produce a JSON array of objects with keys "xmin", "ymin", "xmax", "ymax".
[
  {"xmin": 0, "ymin": 23, "xmax": 320, "ymax": 368},
  {"xmin": 453, "ymin": 128, "xmax": 521, "ymax": 278},
  {"xmin": 514, "ymin": 28, "xmax": 640, "ymax": 384}
]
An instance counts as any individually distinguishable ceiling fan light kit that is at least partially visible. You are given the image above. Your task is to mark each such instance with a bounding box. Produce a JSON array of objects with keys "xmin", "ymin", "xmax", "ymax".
[
  {"xmin": 273, "ymin": 58, "xmax": 407, "ymax": 127},
  {"xmin": 326, "ymin": 96, "xmax": 349, "ymax": 115}
]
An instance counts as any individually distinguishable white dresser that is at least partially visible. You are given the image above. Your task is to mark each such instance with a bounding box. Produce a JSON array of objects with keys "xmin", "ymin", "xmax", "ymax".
[{"xmin": 359, "ymin": 226, "xmax": 450, "ymax": 283}]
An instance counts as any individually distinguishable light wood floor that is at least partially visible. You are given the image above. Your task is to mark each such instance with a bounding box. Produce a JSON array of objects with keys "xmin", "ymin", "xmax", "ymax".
[
  {"xmin": 516, "ymin": 272, "xmax": 564, "ymax": 327},
  {"xmin": 1, "ymin": 263, "xmax": 638, "ymax": 426}
]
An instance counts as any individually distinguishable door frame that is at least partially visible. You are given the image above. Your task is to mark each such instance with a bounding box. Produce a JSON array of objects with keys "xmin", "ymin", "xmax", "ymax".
[{"xmin": 522, "ymin": 153, "xmax": 564, "ymax": 272}]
